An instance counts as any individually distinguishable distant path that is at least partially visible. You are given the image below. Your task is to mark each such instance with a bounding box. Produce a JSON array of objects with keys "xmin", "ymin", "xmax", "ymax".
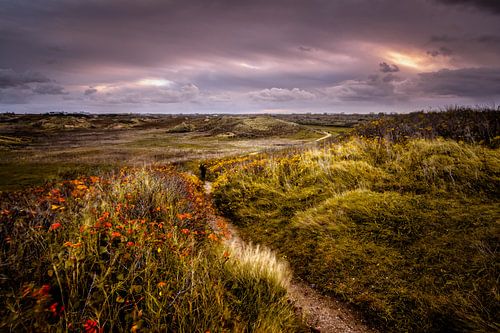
[
  {"xmin": 203, "ymin": 181, "xmax": 376, "ymax": 333},
  {"xmin": 315, "ymin": 131, "xmax": 332, "ymax": 142}
]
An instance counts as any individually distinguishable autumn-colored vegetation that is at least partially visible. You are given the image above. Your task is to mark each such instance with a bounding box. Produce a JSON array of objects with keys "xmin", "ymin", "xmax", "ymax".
[
  {"xmin": 349, "ymin": 107, "xmax": 499, "ymax": 146},
  {"xmin": 0, "ymin": 167, "xmax": 301, "ymax": 332},
  {"xmin": 213, "ymin": 109, "xmax": 500, "ymax": 332},
  {"xmin": 2, "ymin": 108, "xmax": 499, "ymax": 332}
]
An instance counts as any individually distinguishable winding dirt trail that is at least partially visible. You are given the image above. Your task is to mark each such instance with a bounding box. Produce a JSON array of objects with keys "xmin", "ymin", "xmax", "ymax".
[
  {"xmin": 315, "ymin": 131, "xmax": 333, "ymax": 142},
  {"xmin": 203, "ymin": 181, "xmax": 376, "ymax": 333}
]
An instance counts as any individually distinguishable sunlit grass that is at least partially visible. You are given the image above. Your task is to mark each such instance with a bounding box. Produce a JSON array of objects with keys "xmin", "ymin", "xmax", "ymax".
[{"xmin": 213, "ymin": 137, "xmax": 500, "ymax": 332}]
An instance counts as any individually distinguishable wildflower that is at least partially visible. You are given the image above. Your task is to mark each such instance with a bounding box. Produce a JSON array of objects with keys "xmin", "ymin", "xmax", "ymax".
[
  {"xmin": 207, "ymin": 233, "xmax": 218, "ymax": 241},
  {"xmin": 90, "ymin": 176, "xmax": 99, "ymax": 183},
  {"xmin": 127, "ymin": 241, "xmax": 134, "ymax": 247},
  {"xmin": 157, "ymin": 281, "xmax": 167, "ymax": 288},
  {"xmin": 50, "ymin": 223, "xmax": 62, "ymax": 231},
  {"xmin": 98, "ymin": 211, "xmax": 110, "ymax": 221},
  {"xmin": 176, "ymin": 212, "xmax": 193, "ymax": 220},
  {"xmin": 76, "ymin": 184, "xmax": 87, "ymax": 190},
  {"xmin": 180, "ymin": 228, "xmax": 190, "ymax": 235},
  {"xmin": 83, "ymin": 319, "xmax": 100, "ymax": 333},
  {"xmin": 48, "ymin": 302, "xmax": 63, "ymax": 317},
  {"xmin": 111, "ymin": 231, "xmax": 122, "ymax": 239}
]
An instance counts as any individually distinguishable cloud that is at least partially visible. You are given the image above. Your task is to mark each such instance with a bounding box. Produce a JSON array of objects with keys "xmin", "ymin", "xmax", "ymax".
[
  {"xmin": 298, "ymin": 46, "xmax": 313, "ymax": 52},
  {"xmin": 84, "ymin": 87, "xmax": 98, "ymax": 95},
  {"xmin": 409, "ymin": 67, "xmax": 500, "ymax": 97},
  {"xmin": 89, "ymin": 82, "xmax": 200, "ymax": 104},
  {"xmin": 32, "ymin": 84, "xmax": 66, "ymax": 95},
  {"xmin": 475, "ymin": 35, "xmax": 500, "ymax": 43},
  {"xmin": 426, "ymin": 46, "xmax": 453, "ymax": 57},
  {"xmin": 436, "ymin": 0, "xmax": 500, "ymax": 14},
  {"xmin": 0, "ymin": 88, "xmax": 32, "ymax": 104},
  {"xmin": 379, "ymin": 62, "xmax": 400, "ymax": 73},
  {"xmin": 249, "ymin": 88, "xmax": 316, "ymax": 102},
  {"xmin": 324, "ymin": 74, "xmax": 406, "ymax": 102},
  {"xmin": 429, "ymin": 34, "xmax": 457, "ymax": 43},
  {"xmin": 0, "ymin": 68, "xmax": 50, "ymax": 88},
  {"xmin": 1, "ymin": 1, "xmax": 500, "ymax": 112}
]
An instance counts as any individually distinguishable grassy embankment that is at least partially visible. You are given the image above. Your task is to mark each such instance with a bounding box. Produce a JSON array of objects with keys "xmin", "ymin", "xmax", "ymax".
[
  {"xmin": 212, "ymin": 109, "xmax": 500, "ymax": 332},
  {"xmin": 0, "ymin": 167, "xmax": 302, "ymax": 332}
]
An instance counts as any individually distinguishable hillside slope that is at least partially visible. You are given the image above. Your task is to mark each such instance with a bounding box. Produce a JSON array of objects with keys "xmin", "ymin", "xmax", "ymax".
[{"xmin": 213, "ymin": 137, "xmax": 500, "ymax": 332}]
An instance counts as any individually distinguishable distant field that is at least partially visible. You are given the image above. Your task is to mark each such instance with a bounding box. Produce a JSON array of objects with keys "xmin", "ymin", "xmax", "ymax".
[{"xmin": 0, "ymin": 113, "xmax": 358, "ymax": 191}]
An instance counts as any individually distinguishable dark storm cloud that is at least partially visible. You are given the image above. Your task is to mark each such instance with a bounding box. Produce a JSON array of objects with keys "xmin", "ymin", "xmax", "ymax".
[
  {"xmin": 436, "ymin": 0, "xmax": 500, "ymax": 14},
  {"xmin": 411, "ymin": 67, "xmax": 500, "ymax": 97},
  {"xmin": 379, "ymin": 63, "xmax": 400, "ymax": 73},
  {"xmin": 5, "ymin": 0, "xmax": 497, "ymax": 73},
  {"xmin": 0, "ymin": 0, "xmax": 499, "ymax": 112},
  {"xmin": 0, "ymin": 69, "xmax": 50, "ymax": 88},
  {"xmin": 32, "ymin": 84, "xmax": 66, "ymax": 95}
]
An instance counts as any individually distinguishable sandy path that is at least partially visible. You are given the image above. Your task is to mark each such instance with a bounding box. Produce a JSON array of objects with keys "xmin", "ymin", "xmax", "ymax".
[
  {"xmin": 315, "ymin": 131, "xmax": 333, "ymax": 142},
  {"xmin": 203, "ymin": 181, "xmax": 376, "ymax": 333}
]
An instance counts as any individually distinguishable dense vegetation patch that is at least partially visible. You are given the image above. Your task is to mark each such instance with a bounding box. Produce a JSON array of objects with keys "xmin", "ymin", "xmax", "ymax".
[
  {"xmin": 213, "ymin": 138, "xmax": 499, "ymax": 332},
  {"xmin": 349, "ymin": 107, "xmax": 499, "ymax": 147},
  {"xmin": 0, "ymin": 167, "xmax": 300, "ymax": 332}
]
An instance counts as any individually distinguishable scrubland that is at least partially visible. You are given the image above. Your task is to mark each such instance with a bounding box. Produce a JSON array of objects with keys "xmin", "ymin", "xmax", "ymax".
[
  {"xmin": 1, "ymin": 108, "xmax": 498, "ymax": 332},
  {"xmin": 213, "ymin": 108, "xmax": 499, "ymax": 332}
]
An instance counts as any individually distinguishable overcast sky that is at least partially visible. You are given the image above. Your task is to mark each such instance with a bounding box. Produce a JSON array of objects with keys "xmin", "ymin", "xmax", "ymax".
[{"xmin": 1, "ymin": 0, "xmax": 499, "ymax": 113}]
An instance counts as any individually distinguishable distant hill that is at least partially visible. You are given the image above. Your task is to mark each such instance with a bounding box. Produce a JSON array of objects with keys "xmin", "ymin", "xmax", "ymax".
[{"xmin": 198, "ymin": 116, "xmax": 310, "ymax": 138}]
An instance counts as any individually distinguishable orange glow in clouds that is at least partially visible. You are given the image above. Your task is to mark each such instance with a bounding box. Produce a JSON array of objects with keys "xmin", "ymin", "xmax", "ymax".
[{"xmin": 385, "ymin": 50, "xmax": 452, "ymax": 72}]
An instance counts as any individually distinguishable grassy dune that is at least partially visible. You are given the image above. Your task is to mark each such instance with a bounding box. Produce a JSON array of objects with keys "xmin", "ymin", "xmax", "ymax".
[
  {"xmin": 0, "ymin": 167, "xmax": 301, "ymax": 332},
  {"xmin": 213, "ymin": 137, "xmax": 500, "ymax": 332}
]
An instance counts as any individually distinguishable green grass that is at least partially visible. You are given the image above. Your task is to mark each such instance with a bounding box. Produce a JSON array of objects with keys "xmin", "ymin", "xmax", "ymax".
[
  {"xmin": 213, "ymin": 138, "xmax": 500, "ymax": 332},
  {"xmin": 0, "ymin": 167, "xmax": 303, "ymax": 332},
  {"xmin": 0, "ymin": 161, "xmax": 117, "ymax": 191}
]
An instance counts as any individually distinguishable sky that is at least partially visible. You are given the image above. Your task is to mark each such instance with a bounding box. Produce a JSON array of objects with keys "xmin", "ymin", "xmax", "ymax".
[{"xmin": 1, "ymin": 0, "xmax": 500, "ymax": 114}]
